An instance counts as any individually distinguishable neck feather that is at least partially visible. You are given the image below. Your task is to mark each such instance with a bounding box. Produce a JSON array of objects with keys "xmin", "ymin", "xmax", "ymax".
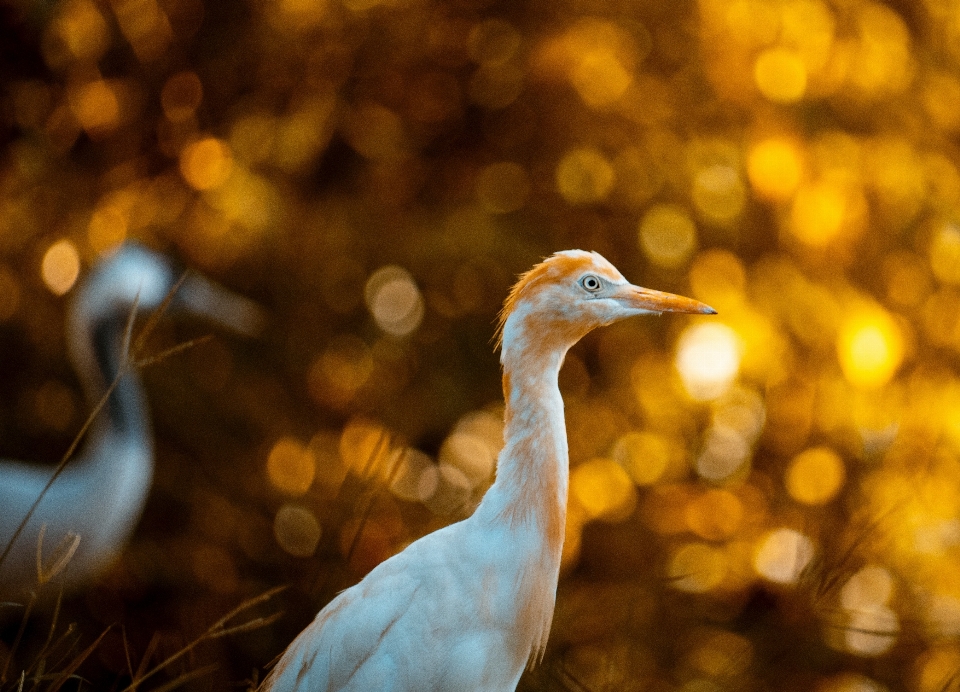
[
  {"xmin": 85, "ymin": 317, "xmax": 149, "ymax": 441},
  {"xmin": 74, "ymin": 313, "xmax": 153, "ymax": 455},
  {"xmin": 478, "ymin": 309, "xmax": 573, "ymax": 561}
]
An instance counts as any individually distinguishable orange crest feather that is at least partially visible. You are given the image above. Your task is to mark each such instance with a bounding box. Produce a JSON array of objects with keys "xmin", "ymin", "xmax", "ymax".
[{"xmin": 493, "ymin": 250, "xmax": 613, "ymax": 352}]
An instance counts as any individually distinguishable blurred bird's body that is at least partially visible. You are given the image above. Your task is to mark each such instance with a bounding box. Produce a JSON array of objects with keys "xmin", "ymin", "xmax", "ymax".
[
  {"xmin": 263, "ymin": 250, "xmax": 715, "ymax": 691},
  {"xmin": 0, "ymin": 243, "xmax": 261, "ymax": 596}
]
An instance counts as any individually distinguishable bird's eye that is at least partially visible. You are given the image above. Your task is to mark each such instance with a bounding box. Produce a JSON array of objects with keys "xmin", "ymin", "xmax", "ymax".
[{"xmin": 580, "ymin": 275, "xmax": 602, "ymax": 292}]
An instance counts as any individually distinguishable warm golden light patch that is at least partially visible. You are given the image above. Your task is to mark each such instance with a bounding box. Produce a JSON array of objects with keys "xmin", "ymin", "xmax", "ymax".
[
  {"xmin": 638, "ymin": 203, "xmax": 698, "ymax": 268},
  {"xmin": 695, "ymin": 420, "xmax": 754, "ymax": 482},
  {"xmin": 844, "ymin": 606, "xmax": 899, "ymax": 656},
  {"xmin": 930, "ymin": 222, "xmax": 960, "ymax": 285},
  {"xmin": 786, "ymin": 446, "xmax": 845, "ymax": 504},
  {"xmin": 364, "ymin": 265, "xmax": 424, "ymax": 337},
  {"xmin": 688, "ymin": 249, "xmax": 746, "ymax": 312},
  {"xmin": 754, "ymin": 48, "xmax": 807, "ymax": 103},
  {"xmin": 570, "ymin": 458, "xmax": 637, "ymax": 522},
  {"xmin": 884, "ymin": 251, "xmax": 931, "ymax": 307},
  {"xmin": 206, "ymin": 168, "xmax": 279, "ymax": 237},
  {"xmin": 439, "ymin": 432, "xmax": 496, "ymax": 488},
  {"xmin": 817, "ymin": 673, "xmax": 888, "ymax": 692},
  {"xmin": 691, "ymin": 164, "xmax": 745, "ymax": 223},
  {"xmin": 611, "ymin": 431, "xmax": 672, "ymax": 485},
  {"xmin": 668, "ymin": 542, "xmax": 727, "ymax": 593},
  {"xmin": 180, "ymin": 137, "xmax": 233, "ymax": 190},
  {"xmin": 231, "ymin": 113, "xmax": 277, "ymax": 165},
  {"xmin": 307, "ymin": 334, "xmax": 374, "ymax": 409},
  {"xmin": 676, "ymin": 322, "xmax": 743, "ymax": 401},
  {"xmin": 753, "ymin": 528, "xmax": 813, "ymax": 584},
  {"xmin": 780, "ymin": 0, "xmax": 836, "ymax": 75},
  {"xmin": 915, "ymin": 646, "xmax": 960, "ymax": 692},
  {"xmin": 112, "ymin": 0, "xmax": 172, "ymax": 62},
  {"xmin": 87, "ymin": 205, "xmax": 128, "ymax": 254},
  {"xmin": 556, "ymin": 147, "xmax": 615, "ymax": 204},
  {"xmin": 789, "ymin": 181, "xmax": 847, "ymax": 246},
  {"xmin": 841, "ymin": 565, "xmax": 894, "ymax": 612},
  {"xmin": 923, "ymin": 71, "xmax": 960, "ymax": 132},
  {"xmin": 552, "ymin": 19, "xmax": 637, "ymax": 108},
  {"xmin": 925, "ymin": 153, "xmax": 960, "ymax": 208},
  {"xmin": 278, "ymin": 0, "xmax": 327, "ymax": 26},
  {"xmin": 273, "ymin": 504, "xmax": 321, "ymax": 557},
  {"xmin": 848, "ymin": 3, "xmax": 912, "ymax": 96},
  {"xmin": 267, "ymin": 437, "xmax": 316, "ymax": 495},
  {"xmin": 339, "ymin": 418, "xmax": 393, "ymax": 479},
  {"xmin": 69, "ymin": 80, "xmax": 120, "ymax": 135},
  {"xmin": 724, "ymin": 0, "xmax": 778, "ymax": 49},
  {"xmin": 390, "ymin": 449, "xmax": 437, "ymax": 503},
  {"xmin": 52, "ymin": 0, "xmax": 111, "ymax": 62},
  {"xmin": 686, "ymin": 489, "xmax": 744, "ymax": 541},
  {"xmin": 572, "ymin": 49, "xmax": 632, "ymax": 108},
  {"xmin": 688, "ymin": 629, "xmax": 753, "ymax": 678},
  {"xmin": 837, "ymin": 307, "xmax": 904, "ymax": 389},
  {"xmin": 747, "ymin": 138, "xmax": 803, "ymax": 201},
  {"xmin": 637, "ymin": 204, "xmax": 697, "ymax": 268},
  {"xmin": 272, "ymin": 94, "xmax": 336, "ymax": 172},
  {"xmin": 41, "ymin": 239, "xmax": 81, "ymax": 296}
]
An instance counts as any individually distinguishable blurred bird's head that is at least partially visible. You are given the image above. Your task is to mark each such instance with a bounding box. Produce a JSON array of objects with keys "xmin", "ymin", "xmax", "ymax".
[
  {"xmin": 65, "ymin": 242, "xmax": 265, "ymax": 388},
  {"xmin": 496, "ymin": 250, "xmax": 715, "ymax": 358},
  {"xmin": 70, "ymin": 242, "xmax": 264, "ymax": 338}
]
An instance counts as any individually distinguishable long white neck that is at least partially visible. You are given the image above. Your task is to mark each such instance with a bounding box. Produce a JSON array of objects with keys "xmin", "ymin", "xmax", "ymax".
[
  {"xmin": 74, "ymin": 311, "xmax": 152, "ymax": 450},
  {"xmin": 467, "ymin": 306, "xmax": 577, "ymax": 665},
  {"xmin": 476, "ymin": 346, "xmax": 568, "ymax": 556},
  {"xmin": 0, "ymin": 309, "xmax": 153, "ymax": 594}
]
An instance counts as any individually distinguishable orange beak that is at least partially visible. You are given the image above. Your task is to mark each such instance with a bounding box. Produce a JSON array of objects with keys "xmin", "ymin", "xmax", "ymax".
[{"xmin": 616, "ymin": 285, "xmax": 717, "ymax": 315}]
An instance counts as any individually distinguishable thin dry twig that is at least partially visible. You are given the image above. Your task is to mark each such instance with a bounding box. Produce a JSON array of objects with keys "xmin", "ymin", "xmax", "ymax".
[
  {"xmin": 121, "ymin": 586, "xmax": 285, "ymax": 692},
  {"xmin": 0, "ymin": 272, "xmax": 219, "ymax": 575},
  {"xmin": 1, "ymin": 593, "xmax": 36, "ymax": 684},
  {"xmin": 145, "ymin": 664, "xmax": 218, "ymax": 692},
  {"xmin": 46, "ymin": 626, "xmax": 112, "ymax": 692},
  {"xmin": 35, "ymin": 527, "xmax": 81, "ymax": 587},
  {"xmin": 0, "ymin": 288, "xmax": 143, "ymax": 577},
  {"xmin": 133, "ymin": 632, "xmax": 162, "ymax": 683},
  {"xmin": 130, "ymin": 272, "xmax": 189, "ymax": 358},
  {"xmin": 0, "ymin": 271, "xmax": 230, "ymax": 691},
  {"xmin": 345, "ymin": 431, "xmax": 394, "ymax": 566},
  {"xmin": 0, "ymin": 369, "xmax": 126, "ymax": 576},
  {"xmin": 134, "ymin": 335, "xmax": 214, "ymax": 370}
]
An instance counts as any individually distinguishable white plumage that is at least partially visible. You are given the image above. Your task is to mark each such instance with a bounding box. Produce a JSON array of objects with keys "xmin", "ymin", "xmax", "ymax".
[
  {"xmin": 0, "ymin": 243, "xmax": 261, "ymax": 596},
  {"xmin": 263, "ymin": 250, "xmax": 715, "ymax": 691}
]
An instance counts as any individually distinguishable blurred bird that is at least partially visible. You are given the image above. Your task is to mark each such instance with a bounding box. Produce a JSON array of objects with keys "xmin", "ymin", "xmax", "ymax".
[
  {"xmin": 262, "ymin": 250, "xmax": 715, "ymax": 691},
  {"xmin": 0, "ymin": 243, "xmax": 262, "ymax": 595}
]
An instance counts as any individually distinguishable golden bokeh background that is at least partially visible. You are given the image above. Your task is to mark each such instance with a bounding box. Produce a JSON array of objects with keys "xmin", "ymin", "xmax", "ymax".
[{"xmin": 2, "ymin": 0, "xmax": 960, "ymax": 689}]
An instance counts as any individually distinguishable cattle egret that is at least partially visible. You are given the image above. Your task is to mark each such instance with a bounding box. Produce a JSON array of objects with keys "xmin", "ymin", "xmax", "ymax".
[
  {"xmin": 262, "ymin": 250, "xmax": 715, "ymax": 691},
  {"xmin": 0, "ymin": 243, "xmax": 262, "ymax": 595}
]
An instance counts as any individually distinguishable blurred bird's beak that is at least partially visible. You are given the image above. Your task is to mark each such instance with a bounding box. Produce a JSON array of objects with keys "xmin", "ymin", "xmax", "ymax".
[
  {"xmin": 616, "ymin": 285, "xmax": 717, "ymax": 315},
  {"xmin": 174, "ymin": 272, "xmax": 267, "ymax": 337}
]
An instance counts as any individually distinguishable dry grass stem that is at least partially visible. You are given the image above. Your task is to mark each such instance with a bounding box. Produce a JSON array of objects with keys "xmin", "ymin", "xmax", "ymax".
[
  {"xmin": 34, "ymin": 527, "xmax": 81, "ymax": 587},
  {"xmin": 0, "ymin": 274, "xmax": 218, "ymax": 575},
  {"xmin": 0, "ymin": 273, "xmax": 241, "ymax": 691},
  {"xmin": 120, "ymin": 586, "xmax": 285, "ymax": 692}
]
